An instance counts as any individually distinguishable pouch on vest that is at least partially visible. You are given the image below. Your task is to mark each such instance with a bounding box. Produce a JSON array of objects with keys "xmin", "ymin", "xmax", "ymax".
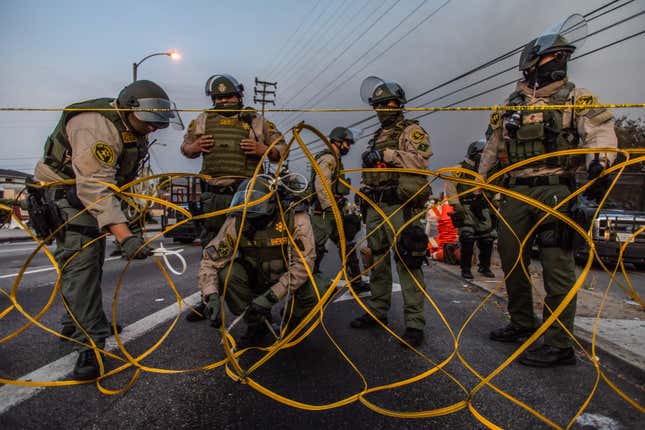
[{"xmin": 396, "ymin": 173, "xmax": 431, "ymax": 207}]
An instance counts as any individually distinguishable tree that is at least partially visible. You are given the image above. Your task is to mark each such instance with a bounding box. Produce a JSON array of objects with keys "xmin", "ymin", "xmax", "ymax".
[{"xmin": 613, "ymin": 116, "xmax": 645, "ymax": 171}]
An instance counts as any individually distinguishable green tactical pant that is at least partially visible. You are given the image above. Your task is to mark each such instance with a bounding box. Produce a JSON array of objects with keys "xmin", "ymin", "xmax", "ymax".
[
  {"xmin": 200, "ymin": 191, "xmax": 234, "ymax": 248},
  {"xmin": 55, "ymin": 197, "xmax": 110, "ymax": 352},
  {"xmin": 459, "ymin": 204, "xmax": 496, "ymax": 240},
  {"xmin": 365, "ymin": 203, "xmax": 426, "ymax": 330},
  {"xmin": 497, "ymin": 184, "xmax": 577, "ymax": 348},
  {"xmin": 217, "ymin": 260, "xmax": 321, "ymax": 319},
  {"xmin": 311, "ymin": 210, "xmax": 363, "ymax": 278}
]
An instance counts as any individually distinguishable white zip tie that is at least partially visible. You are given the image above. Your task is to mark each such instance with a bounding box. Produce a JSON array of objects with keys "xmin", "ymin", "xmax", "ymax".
[{"xmin": 151, "ymin": 242, "xmax": 187, "ymax": 275}]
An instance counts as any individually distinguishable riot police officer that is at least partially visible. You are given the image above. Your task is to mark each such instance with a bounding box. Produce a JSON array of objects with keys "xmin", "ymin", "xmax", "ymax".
[
  {"xmin": 182, "ymin": 74, "xmax": 286, "ymax": 321},
  {"xmin": 445, "ymin": 140, "xmax": 496, "ymax": 280},
  {"xmin": 33, "ymin": 80, "xmax": 183, "ymax": 379},
  {"xmin": 478, "ymin": 31, "xmax": 617, "ymax": 367},
  {"xmin": 310, "ymin": 127, "xmax": 369, "ymax": 292},
  {"xmin": 350, "ymin": 77, "xmax": 432, "ymax": 347},
  {"xmin": 197, "ymin": 177, "xmax": 320, "ymax": 347}
]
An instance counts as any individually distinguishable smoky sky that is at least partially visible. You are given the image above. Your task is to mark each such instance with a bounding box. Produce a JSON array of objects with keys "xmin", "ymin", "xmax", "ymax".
[{"xmin": 1, "ymin": 0, "xmax": 643, "ymax": 185}]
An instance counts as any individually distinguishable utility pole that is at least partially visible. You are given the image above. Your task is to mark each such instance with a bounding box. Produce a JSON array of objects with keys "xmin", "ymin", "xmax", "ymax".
[{"xmin": 253, "ymin": 77, "xmax": 277, "ymax": 117}]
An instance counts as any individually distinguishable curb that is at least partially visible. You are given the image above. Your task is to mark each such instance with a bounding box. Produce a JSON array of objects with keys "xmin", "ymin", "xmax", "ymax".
[{"xmin": 431, "ymin": 261, "xmax": 645, "ymax": 376}]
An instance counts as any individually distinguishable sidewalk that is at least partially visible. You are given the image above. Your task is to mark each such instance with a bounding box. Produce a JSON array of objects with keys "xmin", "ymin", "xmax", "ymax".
[
  {"xmin": 0, "ymin": 223, "xmax": 164, "ymax": 243},
  {"xmin": 432, "ymin": 257, "xmax": 645, "ymax": 373}
]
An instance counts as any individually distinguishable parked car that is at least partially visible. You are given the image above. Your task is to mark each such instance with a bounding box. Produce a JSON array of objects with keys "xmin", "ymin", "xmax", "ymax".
[{"xmin": 572, "ymin": 171, "xmax": 645, "ymax": 268}]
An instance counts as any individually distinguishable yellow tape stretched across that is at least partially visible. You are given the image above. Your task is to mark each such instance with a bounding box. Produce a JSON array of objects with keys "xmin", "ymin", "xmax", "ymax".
[
  {"xmin": 1, "ymin": 120, "xmax": 644, "ymax": 427},
  {"xmin": 0, "ymin": 103, "xmax": 644, "ymax": 114}
]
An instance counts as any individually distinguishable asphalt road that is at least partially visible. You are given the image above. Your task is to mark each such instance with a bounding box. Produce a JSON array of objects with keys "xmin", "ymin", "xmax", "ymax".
[{"xmin": 0, "ymin": 239, "xmax": 643, "ymax": 429}]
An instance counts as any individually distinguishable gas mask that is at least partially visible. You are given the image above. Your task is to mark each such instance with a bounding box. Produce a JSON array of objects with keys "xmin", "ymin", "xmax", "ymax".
[
  {"xmin": 376, "ymin": 109, "xmax": 403, "ymax": 127},
  {"xmin": 524, "ymin": 54, "xmax": 568, "ymax": 88}
]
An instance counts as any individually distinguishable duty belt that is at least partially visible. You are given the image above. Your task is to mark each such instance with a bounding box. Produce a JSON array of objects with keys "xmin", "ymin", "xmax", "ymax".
[
  {"xmin": 365, "ymin": 186, "xmax": 400, "ymax": 205},
  {"xmin": 203, "ymin": 182, "xmax": 240, "ymax": 195},
  {"xmin": 507, "ymin": 175, "xmax": 572, "ymax": 187}
]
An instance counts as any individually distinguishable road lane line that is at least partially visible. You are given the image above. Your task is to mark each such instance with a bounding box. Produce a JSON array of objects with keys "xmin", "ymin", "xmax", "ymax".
[
  {"xmin": 0, "ymin": 245, "xmax": 188, "ymax": 279},
  {"xmin": 0, "ymin": 292, "xmax": 201, "ymax": 414},
  {"xmin": 334, "ymin": 282, "xmax": 401, "ymax": 303}
]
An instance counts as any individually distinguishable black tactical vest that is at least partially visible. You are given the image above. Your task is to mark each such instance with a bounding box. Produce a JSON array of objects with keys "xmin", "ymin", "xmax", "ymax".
[{"xmin": 43, "ymin": 98, "xmax": 147, "ymax": 185}]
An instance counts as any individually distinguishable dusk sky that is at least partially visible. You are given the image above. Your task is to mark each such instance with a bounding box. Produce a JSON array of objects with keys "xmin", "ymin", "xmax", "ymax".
[{"xmin": 1, "ymin": 0, "xmax": 643, "ymax": 185}]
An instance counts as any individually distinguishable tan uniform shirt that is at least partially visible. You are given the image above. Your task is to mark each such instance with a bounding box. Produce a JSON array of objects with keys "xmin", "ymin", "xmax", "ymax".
[
  {"xmin": 380, "ymin": 122, "xmax": 433, "ymax": 171},
  {"xmin": 180, "ymin": 112, "xmax": 287, "ymax": 186},
  {"xmin": 314, "ymin": 152, "xmax": 338, "ymax": 210},
  {"xmin": 478, "ymin": 79, "xmax": 617, "ymax": 180},
  {"xmin": 34, "ymin": 110, "xmax": 132, "ymax": 228},
  {"xmin": 198, "ymin": 212, "xmax": 316, "ymax": 300},
  {"xmin": 444, "ymin": 160, "xmax": 477, "ymax": 213}
]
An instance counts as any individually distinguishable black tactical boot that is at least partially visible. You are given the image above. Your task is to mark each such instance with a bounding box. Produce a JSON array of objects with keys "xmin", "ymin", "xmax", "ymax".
[
  {"xmin": 351, "ymin": 280, "xmax": 371, "ymax": 293},
  {"xmin": 186, "ymin": 302, "xmax": 207, "ymax": 322},
  {"xmin": 72, "ymin": 350, "xmax": 99, "ymax": 380},
  {"xmin": 400, "ymin": 328, "xmax": 424, "ymax": 348},
  {"xmin": 519, "ymin": 344, "xmax": 576, "ymax": 367},
  {"xmin": 350, "ymin": 313, "xmax": 387, "ymax": 329},
  {"xmin": 489, "ymin": 323, "xmax": 536, "ymax": 343},
  {"xmin": 461, "ymin": 269, "xmax": 474, "ymax": 280},
  {"xmin": 478, "ymin": 266, "xmax": 495, "ymax": 278},
  {"xmin": 60, "ymin": 322, "xmax": 122, "ymax": 341}
]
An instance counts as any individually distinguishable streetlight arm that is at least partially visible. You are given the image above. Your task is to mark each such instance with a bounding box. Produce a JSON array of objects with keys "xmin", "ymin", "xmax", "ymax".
[{"xmin": 132, "ymin": 51, "xmax": 178, "ymax": 82}]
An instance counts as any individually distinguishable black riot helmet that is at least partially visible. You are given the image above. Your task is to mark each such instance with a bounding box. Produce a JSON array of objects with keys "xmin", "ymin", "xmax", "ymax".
[
  {"xmin": 117, "ymin": 80, "xmax": 184, "ymax": 130},
  {"xmin": 360, "ymin": 76, "xmax": 407, "ymax": 106},
  {"xmin": 229, "ymin": 177, "xmax": 275, "ymax": 219},
  {"xmin": 518, "ymin": 36, "xmax": 575, "ymax": 72},
  {"xmin": 467, "ymin": 139, "xmax": 486, "ymax": 161},
  {"xmin": 204, "ymin": 74, "xmax": 245, "ymax": 98},
  {"xmin": 328, "ymin": 127, "xmax": 355, "ymax": 144}
]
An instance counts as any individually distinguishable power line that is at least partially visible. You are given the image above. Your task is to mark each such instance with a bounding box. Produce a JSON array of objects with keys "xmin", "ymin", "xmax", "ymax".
[
  {"xmin": 277, "ymin": 0, "xmax": 372, "ymax": 88},
  {"xmin": 279, "ymin": 0, "xmax": 423, "ymax": 112},
  {"xmin": 288, "ymin": 0, "xmax": 640, "ymax": 160},
  {"xmin": 280, "ymin": 0, "xmax": 452, "ymax": 128},
  {"xmin": 262, "ymin": 0, "xmax": 321, "ymax": 77},
  {"xmin": 271, "ymin": 1, "xmax": 349, "ymax": 79},
  {"xmin": 290, "ymin": 14, "xmax": 644, "ymax": 161}
]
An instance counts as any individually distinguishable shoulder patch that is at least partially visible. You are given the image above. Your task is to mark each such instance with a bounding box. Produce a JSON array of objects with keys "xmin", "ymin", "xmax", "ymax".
[
  {"xmin": 489, "ymin": 111, "xmax": 501, "ymax": 128},
  {"xmin": 266, "ymin": 120, "xmax": 276, "ymax": 130},
  {"xmin": 188, "ymin": 119, "xmax": 196, "ymax": 130},
  {"xmin": 575, "ymin": 94, "xmax": 596, "ymax": 116},
  {"xmin": 93, "ymin": 142, "xmax": 116, "ymax": 166},
  {"xmin": 410, "ymin": 128, "xmax": 426, "ymax": 143}
]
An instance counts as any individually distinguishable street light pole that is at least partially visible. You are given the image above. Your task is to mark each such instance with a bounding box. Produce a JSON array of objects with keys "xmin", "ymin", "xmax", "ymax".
[{"xmin": 132, "ymin": 50, "xmax": 180, "ymax": 81}]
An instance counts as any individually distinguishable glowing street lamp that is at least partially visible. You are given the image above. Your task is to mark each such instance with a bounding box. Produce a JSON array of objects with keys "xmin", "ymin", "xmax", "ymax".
[{"xmin": 132, "ymin": 50, "xmax": 180, "ymax": 81}]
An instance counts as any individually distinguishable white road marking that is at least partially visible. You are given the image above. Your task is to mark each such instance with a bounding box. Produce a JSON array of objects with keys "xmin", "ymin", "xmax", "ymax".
[
  {"xmin": 334, "ymin": 282, "xmax": 401, "ymax": 303},
  {"xmin": 0, "ymin": 292, "xmax": 201, "ymax": 415},
  {"xmin": 576, "ymin": 412, "xmax": 621, "ymax": 430},
  {"xmin": 0, "ymin": 245, "xmax": 187, "ymax": 279}
]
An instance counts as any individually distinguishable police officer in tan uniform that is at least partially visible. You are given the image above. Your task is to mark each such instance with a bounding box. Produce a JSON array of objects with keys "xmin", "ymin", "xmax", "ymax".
[
  {"xmin": 310, "ymin": 127, "xmax": 369, "ymax": 292},
  {"xmin": 198, "ymin": 177, "xmax": 320, "ymax": 347},
  {"xmin": 182, "ymin": 74, "xmax": 286, "ymax": 321},
  {"xmin": 477, "ymin": 34, "xmax": 617, "ymax": 367},
  {"xmin": 349, "ymin": 77, "xmax": 432, "ymax": 347},
  {"xmin": 34, "ymin": 80, "xmax": 183, "ymax": 379}
]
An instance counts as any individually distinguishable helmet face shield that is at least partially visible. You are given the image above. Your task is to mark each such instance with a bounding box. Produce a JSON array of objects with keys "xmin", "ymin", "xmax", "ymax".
[
  {"xmin": 521, "ymin": 14, "xmax": 587, "ymax": 70},
  {"xmin": 360, "ymin": 76, "xmax": 406, "ymax": 106},
  {"xmin": 205, "ymin": 73, "xmax": 245, "ymax": 97},
  {"xmin": 229, "ymin": 178, "xmax": 275, "ymax": 219},
  {"xmin": 132, "ymin": 98, "xmax": 184, "ymax": 130}
]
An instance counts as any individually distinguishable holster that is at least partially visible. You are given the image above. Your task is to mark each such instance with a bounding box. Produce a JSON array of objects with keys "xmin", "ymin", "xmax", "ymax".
[{"xmin": 25, "ymin": 178, "xmax": 65, "ymax": 244}]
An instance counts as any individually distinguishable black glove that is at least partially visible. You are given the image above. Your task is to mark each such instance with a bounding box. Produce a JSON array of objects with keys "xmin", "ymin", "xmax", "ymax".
[
  {"xmin": 246, "ymin": 289, "xmax": 278, "ymax": 324},
  {"xmin": 469, "ymin": 194, "xmax": 486, "ymax": 222},
  {"xmin": 361, "ymin": 149, "xmax": 383, "ymax": 168},
  {"xmin": 120, "ymin": 235, "xmax": 153, "ymax": 260},
  {"xmin": 449, "ymin": 211, "xmax": 465, "ymax": 228},
  {"xmin": 584, "ymin": 160, "xmax": 609, "ymax": 204}
]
